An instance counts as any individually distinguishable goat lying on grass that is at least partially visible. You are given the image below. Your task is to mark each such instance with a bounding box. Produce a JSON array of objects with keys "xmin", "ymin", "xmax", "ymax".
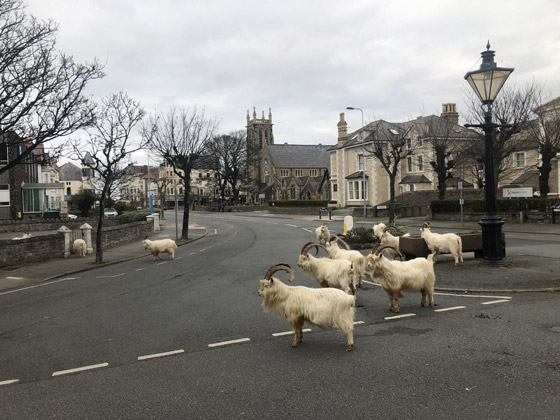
[{"xmin": 257, "ymin": 263, "xmax": 355, "ymax": 351}]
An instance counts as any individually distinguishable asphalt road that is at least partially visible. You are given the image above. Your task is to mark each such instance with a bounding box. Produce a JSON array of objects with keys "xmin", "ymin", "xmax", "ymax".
[{"xmin": 1, "ymin": 213, "xmax": 559, "ymax": 419}]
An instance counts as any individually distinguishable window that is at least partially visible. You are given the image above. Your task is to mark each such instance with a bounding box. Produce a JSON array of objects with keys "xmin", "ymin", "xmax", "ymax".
[
  {"xmin": 198, "ymin": 173, "xmax": 202, "ymax": 178},
  {"xmin": 310, "ymin": 169, "xmax": 318, "ymax": 177},
  {"xmin": 409, "ymin": 184, "xmax": 415, "ymax": 192},
  {"xmin": 280, "ymin": 169, "xmax": 289, "ymax": 177},
  {"xmin": 294, "ymin": 169, "xmax": 303, "ymax": 177},
  {"xmin": 407, "ymin": 157, "xmax": 413, "ymax": 172},
  {"xmin": 407, "ymin": 138, "xmax": 412, "ymax": 150},
  {"xmin": 514, "ymin": 152, "xmax": 525, "ymax": 168},
  {"xmin": 23, "ymin": 189, "xmax": 44, "ymax": 213},
  {"xmin": 0, "ymin": 144, "xmax": 8, "ymax": 163},
  {"xmin": 358, "ymin": 154, "xmax": 365, "ymax": 171},
  {"xmin": 416, "ymin": 138, "xmax": 423, "ymax": 147},
  {"xmin": 417, "ymin": 155, "xmax": 423, "ymax": 172},
  {"xmin": 333, "ymin": 184, "xmax": 338, "ymax": 192},
  {"xmin": 347, "ymin": 180, "xmax": 367, "ymax": 200}
]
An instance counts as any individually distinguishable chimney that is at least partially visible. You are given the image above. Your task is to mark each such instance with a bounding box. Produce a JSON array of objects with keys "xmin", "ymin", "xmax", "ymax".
[
  {"xmin": 441, "ymin": 103, "xmax": 459, "ymax": 125},
  {"xmin": 337, "ymin": 112, "xmax": 348, "ymax": 146}
]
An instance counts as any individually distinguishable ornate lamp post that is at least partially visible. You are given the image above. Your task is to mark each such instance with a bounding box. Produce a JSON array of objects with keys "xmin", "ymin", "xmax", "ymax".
[
  {"xmin": 464, "ymin": 42, "xmax": 514, "ymax": 265},
  {"xmin": 346, "ymin": 106, "xmax": 367, "ymax": 217}
]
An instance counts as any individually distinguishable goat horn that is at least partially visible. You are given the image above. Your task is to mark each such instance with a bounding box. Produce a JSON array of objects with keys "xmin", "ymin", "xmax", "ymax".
[
  {"xmin": 264, "ymin": 264, "xmax": 295, "ymax": 282},
  {"xmin": 335, "ymin": 236, "xmax": 350, "ymax": 250},
  {"xmin": 144, "ymin": 235, "xmax": 148, "ymax": 240},
  {"xmin": 373, "ymin": 244, "xmax": 402, "ymax": 258},
  {"xmin": 383, "ymin": 226, "xmax": 398, "ymax": 233},
  {"xmin": 329, "ymin": 236, "xmax": 337, "ymax": 243},
  {"xmin": 301, "ymin": 241, "xmax": 327, "ymax": 256},
  {"xmin": 421, "ymin": 222, "xmax": 430, "ymax": 229}
]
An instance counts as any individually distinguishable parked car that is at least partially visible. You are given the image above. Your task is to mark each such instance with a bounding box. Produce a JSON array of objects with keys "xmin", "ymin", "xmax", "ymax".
[
  {"xmin": 67, "ymin": 214, "xmax": 78, "ymax": 219},
  {"xmin": 104, "ymin": 208, "xmax": 118, "ymax": 218}
]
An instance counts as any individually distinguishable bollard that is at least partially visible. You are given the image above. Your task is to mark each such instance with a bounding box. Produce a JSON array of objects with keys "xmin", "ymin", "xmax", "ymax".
[
  {"xmin": 80, "ymin": 223, "xmax": 93, "ymax": 254},
  {"xmin": 57, "ymin": 225, "xmax": 72, "ymax": 258}
]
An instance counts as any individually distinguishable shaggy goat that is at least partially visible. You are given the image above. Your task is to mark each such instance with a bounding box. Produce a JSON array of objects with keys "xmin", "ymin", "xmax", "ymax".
[
  {"xmin": 72, "ymin": 238, "xmax": 87, "ymax": 257},
  {"xmin": 327, "ymin": 235, "xmax": 366, "ymax": 289},
  {"xmin": 297, "ymin": 242, "xmax": 355, "ymax": 294},
  {"xmin": 142, "ymin": 236, "xmax": 178, "ymax": 260},
  {"xmin": 420, "ymin": 222, "xmax": 463, "ymax": 266},
  {"xmin": 367, "ymin": 244, "xmax": 436, "ymax": 313},
  {"xmin": 257, "ymin": 263, "xmax": 355, "ymax": 351},
  {"xmin": 379, "ymin": 226, "xmax": 409, "ymax": 260},
  {"xmin": 315, "ymin": 223, "xmax": 331, "ymax": 245}
]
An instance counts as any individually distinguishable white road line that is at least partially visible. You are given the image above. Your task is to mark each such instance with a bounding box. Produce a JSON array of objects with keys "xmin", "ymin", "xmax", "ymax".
[
  {"xmin": 354, "ymin": 321, "xmax": 365, "ymax": 325},
  {"xmin": 200, "ymin": 248, "xmax": 206, "ymax": 252},
  {"xmin": 175, "ymin": 257, "xmax": 182, "ymax": 260},
  {"xmin": 136, "ymin": 268, "xmax": 146, "ymax": 271},
  {"xmin": 214, "ymin": 229, "xmax": 218, "ymax": 234},
  {"xmin": 0, "ymin": 379, "xmax": 19, "ymax": 386},
  {"xmin": 189, "ymin": 252, "xmax": 196, "ymax": 256},
  {"xmin": 482, "ymin": 299, "xmax": 510, "ymax": 305},
  {"xmin": 384, "ymin": 313, "xmax": 416, "ymax": 321},
  {"xmin": 273, "ymin": 329, "xmax": 312, "ymax": 337},
  {"xmin": 285, "ymin": 224, "xmax": 299, "ymax": 228},
  {"xmin": 156, "ymin": 262, "xmax": 167, "ymax": 266},
  {"xmin": 0, "ymin": 277, "xmax": 76, "ymax": 296},
  {"xmin": 435, "ymin": 306, "xmax": 466, "ymax": 312},
  {"xmin": 138, "ymin": 349, "xmax": 184, "ymax": 361},
  {"xmin": 96, "ymin": 273, "xmax": 125, "ymax": 278},
  {"xmin": 208, "ymin": 338, "xmax": 251, "ymax": 348},
  {"xmin": 435, "ymin": 292, "xmax": 512, "ymax": 299},
  {"xmin": 52, "ymin": 362, "xmax": 109, "ymax": 377},
  {"xmin": 301, "ymin": 228, "xmax": 313, "ymax": 233},
  {"xmin": 6, "ymin": 276, "xmax": 23, "ymax": 280}
]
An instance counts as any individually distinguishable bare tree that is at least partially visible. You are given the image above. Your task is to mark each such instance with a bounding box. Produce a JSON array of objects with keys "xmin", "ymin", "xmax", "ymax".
[
  {"xmin": 464, "ymin": 82, "xmax": 540, "ymax": 185},
  {"xmin": 526, "ymin": 96, "xmax": 560, "ymax": 197},
  {"xmin": 364, "ymin": 120, "xmax": 413, "ymax": 223},
  {"xmin": 70, "ymin": 92, "xmax": 146, "ymax": 263},
  {"xmin": 0, "ymin": 0, "xmax": 104, "ymax": 174},
  {"xmin": 417, "ymin": 116, "xmax": 480, "ymax": 199},
  {"xmin": 142, "ymin": 107, "xmax": 219, "ymax": 239},
  {"xmin": 153, "ymin": 168, "xmax": 173, "ymax": 218},
  {"xmin": 206, "ymin": 130, "xmax": 248, "ymax": 204}
]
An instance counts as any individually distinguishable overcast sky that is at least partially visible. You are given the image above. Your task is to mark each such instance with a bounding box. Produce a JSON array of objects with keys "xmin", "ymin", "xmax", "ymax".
[{"xmin": 25, "ymin": 0, "xmax": 560, "ymax": 164}]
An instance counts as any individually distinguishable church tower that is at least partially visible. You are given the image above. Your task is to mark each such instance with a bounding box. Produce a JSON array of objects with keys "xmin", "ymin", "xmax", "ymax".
[{"xmin": 246, "ymin": 108, "xmax": 274, "ymax": 203}]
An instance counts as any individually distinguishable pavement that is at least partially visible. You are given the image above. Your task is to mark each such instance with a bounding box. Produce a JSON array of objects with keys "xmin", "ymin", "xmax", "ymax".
[{"xmin": 1, "ymin": 210, "xmax": 560, "ymax": 294}]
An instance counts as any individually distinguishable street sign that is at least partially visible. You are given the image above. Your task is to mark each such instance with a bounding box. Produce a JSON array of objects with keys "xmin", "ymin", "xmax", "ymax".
[
  {"xmin": 503, "ymin": 187, "xmax": 533, "ymax": 198},
  {"xmin": 459, "ymin": 198, "xmax": 464, "ymax": 205},
  {"xmin": 258, "ymin": 193, "xmax": 265, "ymax": 199},
  {"xmin": 458, "ymin": 181, "xmax": 463, "ymax": 190}
]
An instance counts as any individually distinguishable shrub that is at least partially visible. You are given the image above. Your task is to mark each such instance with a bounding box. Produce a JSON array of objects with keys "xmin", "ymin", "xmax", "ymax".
[
  {"xmin": 269, "ymin": 200, "xmax": 329, "ymax": 207},
  {"xmin": 119, "ymin": 210, "xmax": 150, "ymax": 223},
  {"xmin": 344, "ymin": 226, "xmax": 376, "ymax": 244}
]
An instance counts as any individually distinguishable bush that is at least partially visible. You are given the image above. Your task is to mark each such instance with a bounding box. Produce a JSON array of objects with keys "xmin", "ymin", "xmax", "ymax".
[
  {"xmin": 119, "ymin": 210, "xmax": 150, "ymax": 223},
  {"xmin": 344, "ymin": 226, "xmax": 376, "ymax": 244},
  {"xmin": 269, "ymin": 200, "xmax": 329, "ymax": 207},
  {"xmin": 72, "ymin": 190, "xmax": 98, "ymax": 216}
]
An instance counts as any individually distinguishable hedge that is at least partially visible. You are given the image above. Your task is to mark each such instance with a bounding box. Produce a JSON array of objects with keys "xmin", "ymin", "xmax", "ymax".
[
  {"xmin": 269, "ymin": 200, "xmax": 330, "ymax": 207},
  {"xmin": 431, "ymin": 198, "xmax": 560, "ymax": 213}
]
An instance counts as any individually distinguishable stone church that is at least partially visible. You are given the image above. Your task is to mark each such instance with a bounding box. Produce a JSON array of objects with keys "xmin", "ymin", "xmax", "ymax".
[{"xmin": 246, "ymin": 108, "xmax": 332, "ymax": 204}]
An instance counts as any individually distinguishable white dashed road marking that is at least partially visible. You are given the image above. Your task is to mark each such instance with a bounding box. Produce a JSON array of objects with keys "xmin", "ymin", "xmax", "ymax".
[
  {"xmin": 273, "ymin": 329, "xmax": 312, "ymax": 337},
  {"xmin": 136, "ymin": 268, "xmax": 146, "ymax": 271},
  {"xmin": 6, "ymin": 276, "xmax": 23, "ymax": 280},
  {"xmin": 0, "ymin": 277, "xmax": 76, "ymax": 296},
  {"xmin": 138, "ymin": 349, "xmax": 184, "ymax": 361},
  {"xmin": 301, "ymin": 228, "xmax": 313, "ymax": 233},
  {"xmin": 96, "ymin": 273, "xmax": 125, "ymax": 278},
  {"xmin": 208, "ymin": 338, "xmax": 251, "ymax": 348},
  {"xmin": 285, "ymin": 224, "xmax": 299, "ymax": 228},
  {"xmin": 0, "ymin": 379, "xmax": 19, "ymax": 386},
  {"xmin": 354, "ymin": 321, "xmax": 365, "ymax": 325},
  {"xmin": 52, "ymin": 362, "xmax": 109, "ymax": 377},
  {"xmin": 156, "ymin": 262, "xmax": 167, "ymax": 266},
  {"xmin": 384, "ymin": 313, "xmax": 416, "ymax": 321},
  {"xmin": 435, "ymin": 306, "xmax": 466, "ymax": 312},
  {"xmin": 481, "ymin": 299, "xmax": 510, "ymax": 305}
]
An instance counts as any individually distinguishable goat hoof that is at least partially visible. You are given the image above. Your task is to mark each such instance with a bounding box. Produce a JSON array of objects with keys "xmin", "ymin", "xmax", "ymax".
[{"xmin": 345, "ymin": 344, "xmax": 354, "ymax": 352}]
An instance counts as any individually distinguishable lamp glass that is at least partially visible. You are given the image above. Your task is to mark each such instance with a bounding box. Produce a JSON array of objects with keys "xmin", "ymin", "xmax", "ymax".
[{"xmin": 466, "ymin": 69, "xmax": 513, "ymax": 103}]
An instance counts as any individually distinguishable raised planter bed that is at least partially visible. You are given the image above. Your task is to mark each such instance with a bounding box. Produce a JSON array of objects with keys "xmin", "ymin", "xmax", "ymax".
[{"xmin": 398, "ymin": 233, "xmax": 505, "ymax": 260}]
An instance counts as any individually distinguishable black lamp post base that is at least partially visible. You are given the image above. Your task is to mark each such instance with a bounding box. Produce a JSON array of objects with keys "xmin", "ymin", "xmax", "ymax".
[{"xmin": 479, "ymin": 216, "xmax": 508, "ymax": 267}]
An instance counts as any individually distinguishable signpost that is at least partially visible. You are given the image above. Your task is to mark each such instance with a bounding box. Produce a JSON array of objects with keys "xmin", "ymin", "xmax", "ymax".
[
  {"xmin": 503, "ymin": 187, "xmax": 533, "ymax": 198},
  {"xmin": 458, "ymin": 181, "xmax": 463, "ymax": 227}
]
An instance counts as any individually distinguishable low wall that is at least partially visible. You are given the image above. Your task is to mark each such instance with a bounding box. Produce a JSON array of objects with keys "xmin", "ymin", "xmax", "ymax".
[
  {"xmin": 0, "ymin": 233, "xmax": 65, "ymax": 268},
  {"xmin": 0, "ymin": 220, "xmax": 153, "ymax": 269},
  {"xmin": 0, "ymin": 217, "xmax": 121, "ymax": 233},
  {"xmin": 432, "ymin": 211, "xmax": 552, "ymax": 224}
]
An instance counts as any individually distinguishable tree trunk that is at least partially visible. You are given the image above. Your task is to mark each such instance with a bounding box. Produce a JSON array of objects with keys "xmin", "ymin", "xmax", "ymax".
[
  {"xmin": 95, "ymin": 192, "xmax": 107, "ymax": 264},
  {"xmin": 539, "ymin": 158, "xmax": 552, "ymax": 198},
  {"xmin": 388, "ymin": 173, "xmax": 396, "ymax": 224},
  {"xmin": 182, "ymin": 188, "xmax": 190, "ymax": 239}
]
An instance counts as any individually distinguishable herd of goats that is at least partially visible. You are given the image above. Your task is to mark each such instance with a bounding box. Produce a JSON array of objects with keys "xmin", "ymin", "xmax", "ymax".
[
  {"xmin": 258, "ymin": 221, "xmax": 464, "ymax": 352},
  {"xmin": 134, "ymin": 220, "xmax": 464, "ymax": 352}
]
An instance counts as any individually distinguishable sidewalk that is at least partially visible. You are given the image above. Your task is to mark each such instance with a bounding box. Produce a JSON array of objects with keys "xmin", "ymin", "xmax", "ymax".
[{"xmin": 0, "ymin": 218, "xmax": 207, "ymax": 293}]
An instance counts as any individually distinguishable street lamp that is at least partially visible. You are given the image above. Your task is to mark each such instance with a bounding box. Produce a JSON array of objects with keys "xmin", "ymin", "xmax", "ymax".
[
  {"xmin": 346, "ymin": 106, "xmax": 367, "ymax": 217},
  {"xmin": 464, "ymin": 42, "xmax": 514, "ymax": 265}
]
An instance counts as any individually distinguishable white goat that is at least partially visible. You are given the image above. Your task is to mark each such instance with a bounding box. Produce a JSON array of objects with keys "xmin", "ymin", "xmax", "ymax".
[
  {"xmin": 142, "ymin": 236, "xmax": 177, "ymax": 260},
  {"xmin": 373, "ymin": 222, "xmax": 387, "ymax": 241},
  {"xmin": 379, "ymin": 226, "xmax": 410, "ymax": 260},
  {"xmin": 257, "ymin": 263, "xmax": 356, "ymax": 351},
  {"xmin": 297, "ymin": 242, "xmax": 355, "ymax": 295},
  {"xmin": 326, "ymin": 235, "xmax": 366, "ymax": 289},
  {"xmin": 420, "ymin": 222, "xmax": 463, "ymax": 266},
  {"xmin": 315, "ymin": 223, "xmax": 330, "ymax": 245},
  {"xmin": 367, "ymin": 245, "xmax": 436, "ymax": 313},
  {"xmin": 72, "ymin": 238, "xmax": 87, "ymax": 257}
]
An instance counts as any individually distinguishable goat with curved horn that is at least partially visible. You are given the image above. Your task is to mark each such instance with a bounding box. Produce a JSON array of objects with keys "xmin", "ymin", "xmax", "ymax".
[
  {"xmin": 264, "ymin": 263, "xmax": 295, "ymax": 282},
  {"xmin": 383, "ymin": 226, "xmax": 398, "ymax": 234},
  {"xmin": 373, "ymin": 244, "xmax": 404, "ymax": 259},
  {"xmin": 300, "ymin": 242, "xmax": 327, "ymax": 256}
]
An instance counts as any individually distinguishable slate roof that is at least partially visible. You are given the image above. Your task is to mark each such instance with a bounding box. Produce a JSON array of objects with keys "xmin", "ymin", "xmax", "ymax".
[
  {"xmin": 267, "ymin": 144, "xmax": 332, "ymax": 169},
  {"xmin": 345, "ymin": 171, "xmax": 369, "ymax": 180},
  {"xmin": 399, "ymin": 174, "xmax": 432, "ymax": 184},
  {"xmin": 58, "ymin": 162, "xmax": 82, "ymax": 181},
  {"xmin": 445, "ymin": 177, "xmax": 474, "ymax": 188},
  {"xmin": 510, "ymin": 171, "xmax": 538, "ymax": 184}
]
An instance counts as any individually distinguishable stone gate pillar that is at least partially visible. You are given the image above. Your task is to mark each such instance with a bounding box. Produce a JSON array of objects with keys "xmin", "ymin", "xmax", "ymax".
[
  {"xmin": 58, "ymin": 225, "xmax": 72, "ymax": 258},
  {"xmin": 80, "ymin": 223, "xmax": 93, "ymax": 254}
]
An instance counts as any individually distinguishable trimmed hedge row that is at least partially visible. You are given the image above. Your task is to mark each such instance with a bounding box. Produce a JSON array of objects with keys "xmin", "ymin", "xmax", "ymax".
[
  {"xmin": 269, "ymin": 200, "xmax": 330, "ymax": 207},
  {"xmin": 431, "ymin": 198, "xmax": 560, "ymax": 213}
]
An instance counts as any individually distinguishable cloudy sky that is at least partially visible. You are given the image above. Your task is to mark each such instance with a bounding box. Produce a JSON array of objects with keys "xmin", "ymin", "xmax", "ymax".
[{"xmin": 25, "ymin": 0, "xmax": 560, "ymax": 163}]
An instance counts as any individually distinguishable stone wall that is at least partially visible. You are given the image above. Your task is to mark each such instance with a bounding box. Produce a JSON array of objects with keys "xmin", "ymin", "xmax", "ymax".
[
  {"xmin": 95, "ymin": 221, "xmax": 153, "ymax": 249},
  {"xmin": 0, "ymin": 217, "xmax": 121, "ymax": 233},
  {"xmin": 0, "ymin": 233, "xmax": 65, "ymax": 268},
  {"xmin": 432, "ymin": 211, "xmax": 553, "ymax": 224}
]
